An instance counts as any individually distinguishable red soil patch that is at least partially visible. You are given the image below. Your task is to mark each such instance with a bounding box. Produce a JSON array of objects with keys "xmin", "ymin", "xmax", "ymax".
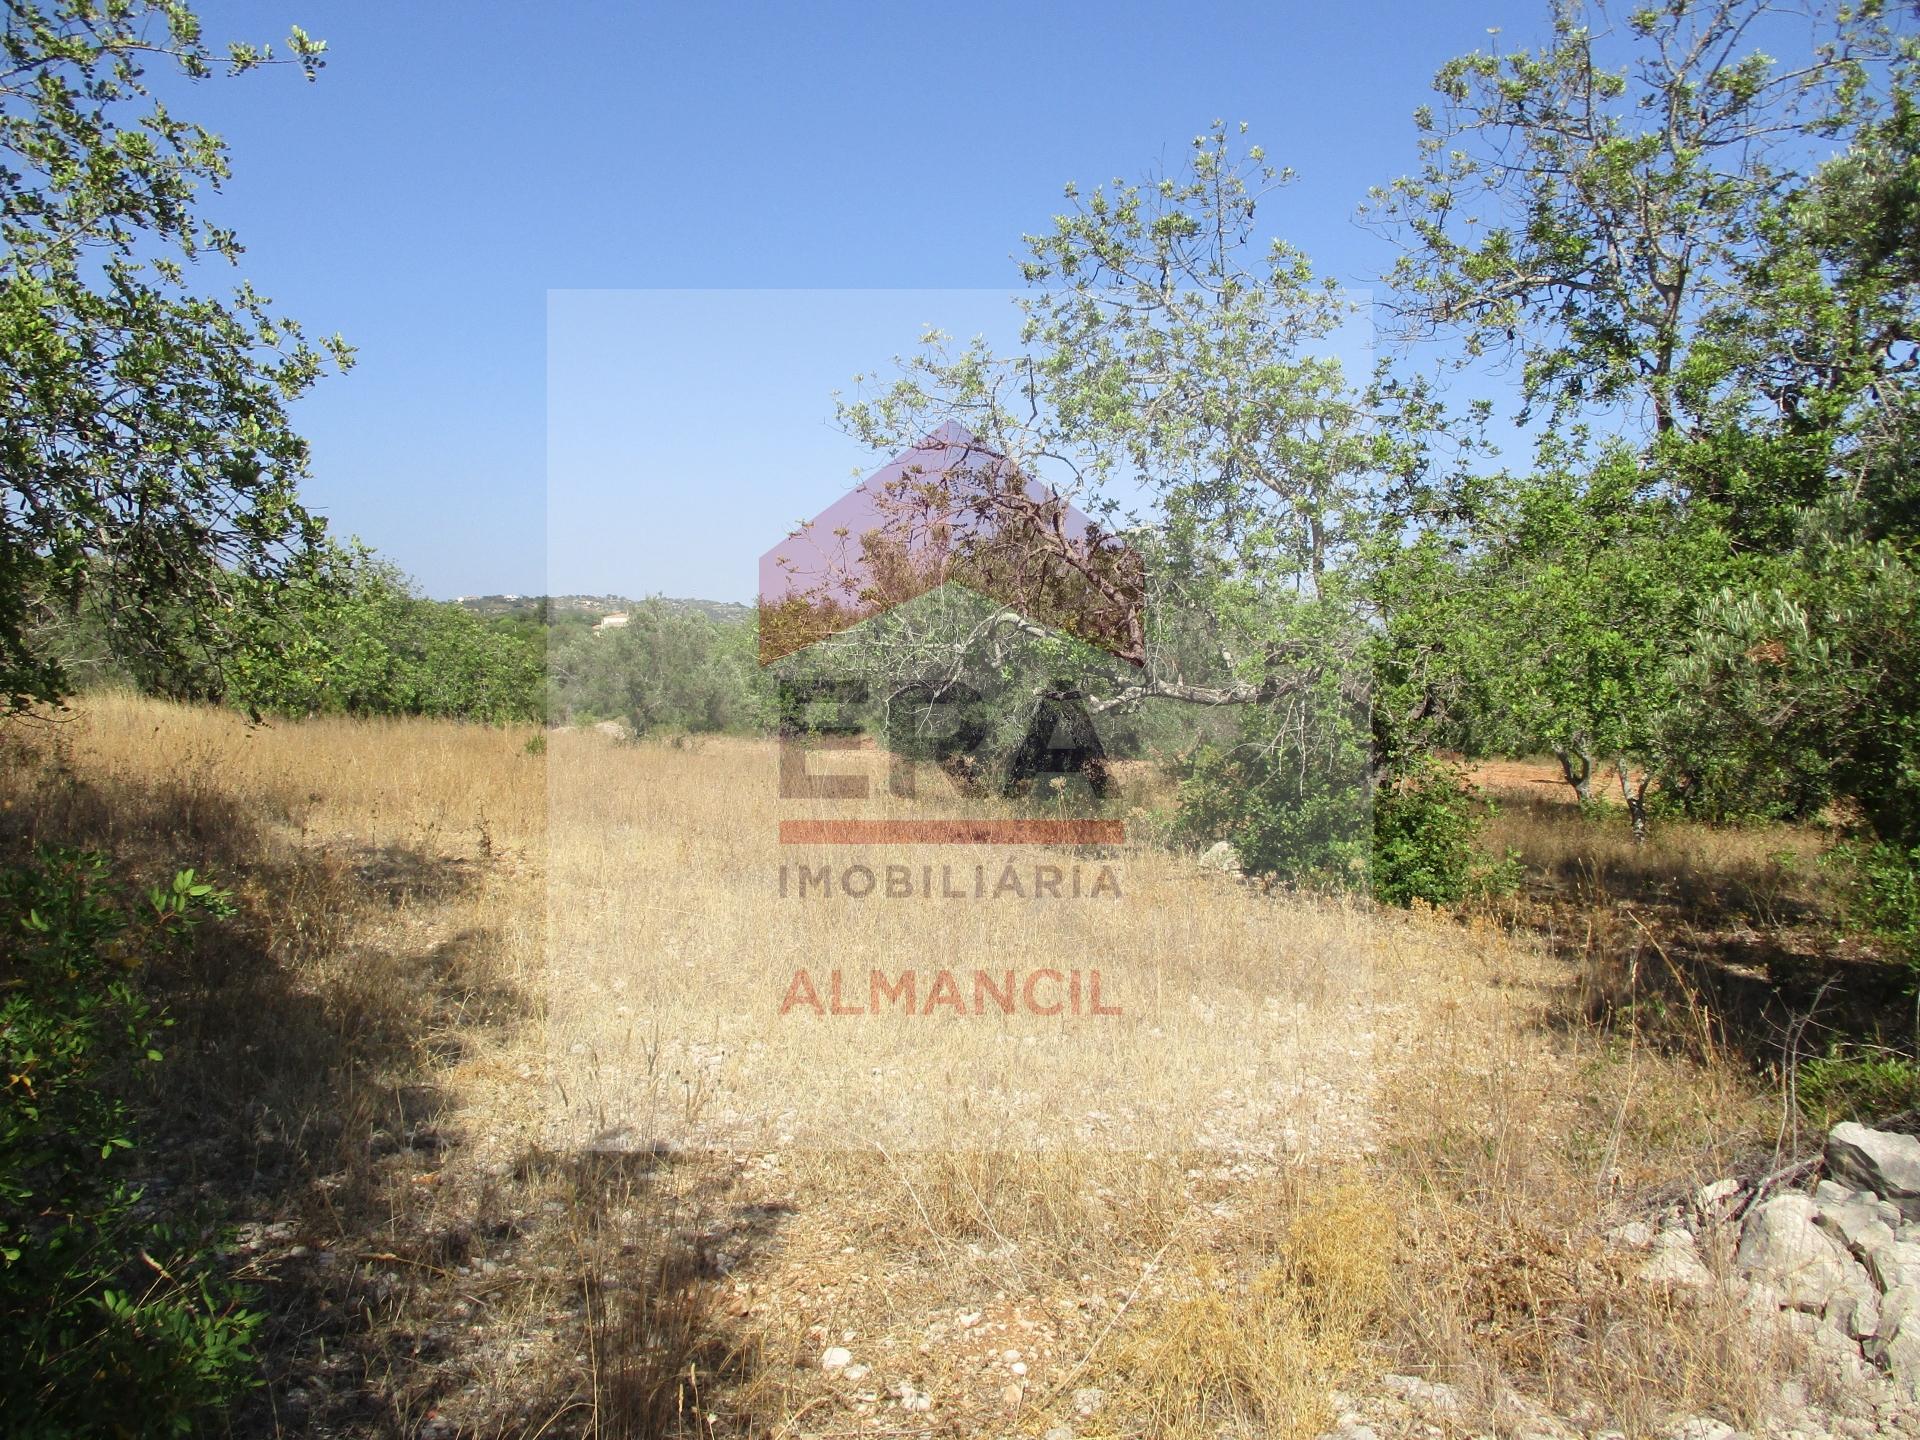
[{"xmin": 1466, "ymin": 756, "xmax": 1646, "ymax": 806}]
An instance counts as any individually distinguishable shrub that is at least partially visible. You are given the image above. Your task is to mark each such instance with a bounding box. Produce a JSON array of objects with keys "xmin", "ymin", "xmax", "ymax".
[
  {"xmin": 547, "ymin": 600, "xmax": 771, "ymax": 736},
  {"xmin": 1, "ymin": 848, "xmax": 259, "ymax": 1436},
  {"xmin": 1175, "ymin": 715, "xmax": 1517, "ymax": 907},
  {"xmin": 1173, "ymin": 738, "xmax": 1369, "ymax": 886},
  {"xmin": 218, "ymin": 545, "xmax": 545, "ymax": 723},
  {"xmin": 1370, "ymin": 757, "xmax": 1520, "ymax": 908},
  {"xmin": 1828, "ymin": 839, "xmax": 1920, "ymax": 972}
]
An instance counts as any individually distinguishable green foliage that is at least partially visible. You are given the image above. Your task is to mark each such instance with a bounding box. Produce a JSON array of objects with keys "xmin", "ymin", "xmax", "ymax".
[
  {"xmin": 1370, "ymin": 758, "xmax": 1520, "ymax": 909},
  {"xmin": 548, "ymin": 600, "xmax": 771, "ymax": 736},
  {"xmin": 1364, "ymin": 0, "xmax": 1920, "ymax": 848},
  {"xmin": 1171, "ymin": 670, "xmax": 1372, "ymax": 888},
  {"xmin": 1174, "ymin": 742, "xmax": 1365, "ymax": 887},
  {"xmin": 839, "ymin": 124, "xmax": 1398, "ymax": 789},
  {"xmin": 1365, "ymin": 0, "xmax": 1900, "ymax": 439},
  {"xmin": 1671, "ymin": 529, "xmax": 1920, "ymax": 841},
  {"xmin": 1829, "ymin": 840, "xmax": 1920, "ymax": 973},
  {"xmin": 1, "ymin": 1, "xmax": 350, "ymax": 712},
  {"xmin": 217, "ymin": 544, "xmax": 543, "ymax": 723},
  {"xmin": 1176, "ymin": 732, "xmax": 1515, "ymax": 909},
  {"xmin": 1798, "ymin": 1046, "xmax": 1920, "ymax": 1127},
  {"xmin": 1456, "ymin": 446, "xmax": 1732, "ymax": 775},
  {"xmin": 1, "ymin": 848, "xmax": 259, "ymax": 1435}
]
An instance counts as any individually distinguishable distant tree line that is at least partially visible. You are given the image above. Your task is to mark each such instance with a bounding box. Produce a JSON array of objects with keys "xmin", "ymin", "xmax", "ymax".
[
  {"xmin": 34, "ymin": 544, "xmax": 547, "ymax": 724},
  {"xmin": 547, "ymin": 600, "xmax": 772, "ymax": 734}
]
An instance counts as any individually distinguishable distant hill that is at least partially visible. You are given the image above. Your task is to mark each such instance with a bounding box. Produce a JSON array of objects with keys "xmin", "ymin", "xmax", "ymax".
[{"xmin": 453, "ymin": 594, "xmax": 754, "ymax": 625}]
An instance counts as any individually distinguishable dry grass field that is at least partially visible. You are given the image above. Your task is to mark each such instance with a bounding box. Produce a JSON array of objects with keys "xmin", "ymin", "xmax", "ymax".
[
  {"xmin": 1470, "ymin": 759, "xmax": 1907, "ymax": 1077},
  {"xmin": 2, "ymin": 697, "xmax": 1876, "ymax": 1438}
]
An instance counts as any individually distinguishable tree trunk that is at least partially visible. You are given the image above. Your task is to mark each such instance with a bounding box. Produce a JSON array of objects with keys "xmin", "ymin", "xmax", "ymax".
[
  {"xmin": 1616, "ymin": 755, "xmax": 1649, "ymax": 845},
  {"xmin": 1553, "ymin": 743, "xmax": 1594, "ymax": 803}
]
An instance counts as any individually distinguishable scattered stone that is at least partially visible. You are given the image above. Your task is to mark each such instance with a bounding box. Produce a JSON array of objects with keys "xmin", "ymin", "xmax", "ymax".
[
  {"xmin": 1827, "ymin": 1124, "xmax": 1920, "ymax": 1220},
  {"xmin": 998, "ymin": 1382, "xmax": 1023, "ymax": 1407},
  {"xmin": 1668, "ymin": 1418, "xmax": 1739, "ymax": 1440},
  {"xmin": 1696, "ymin": 1177, "xmax": 1742, "ymax": 1220},
  {"xmin": 820, "ymin": 1346, "xmax": 852, "ymax": 1372},
  {"xmin": 1641, "ymin": 1228, "xmax": 1713, "ymax": 1289},
  {"xmin": 843, "ymin": 1363, "xmax": 869, "ymax": 1382},
  {"xmin": 1607, "ymin": 1219, "xmax": 1656, "ymax": 1250},
  {"xmin": 1868, "ymin": 1285, "xmax": 1920, "ymax": 1377},
  {"xmin": 1197, "ymin": 841, "xmax": 1243, "ymax": 876},
  {"xmin": 1736, "ymin": 1194, "xmax": 1857, "ymax": 1311},
  {"xmin": 1816, "ymin": 1314, "xmax": 1862, "ymax": 1354},
  {"xmin": 1380, "ymin": 1373, "xmax": 1461, "ymax": 1415},
  {"xmin": 1885, "ymin": 1316, "xmax": 1920, "ymax": 1396},
  {"xmin": 1826, "ymin": 1285, "xmax": 1882, "ymax": 1343},
  {"xmin": 1869, "ymin": 1240, "xmax": 1920, "ymax": 1294},
  {"xmin": 1816, "ymin": 1199, "xmax": 1898, "ymax": 1260},
  {"xmin": 582, "ymin": 1125, "xmax": 676, "ymax": 1161}
]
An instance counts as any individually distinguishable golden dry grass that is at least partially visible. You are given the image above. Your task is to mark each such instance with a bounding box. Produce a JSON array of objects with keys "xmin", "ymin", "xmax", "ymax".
[
  {"xmin": 0, "ymin": 699, "xmax": 1805, "ymax": 1438},
  {"xmin": 542, "ymin": 727, "xmax": 1388, "ymax": 1157},
  {"xmin": 1476, "ymin": 756, "xmax": 1829, "ymax": 924}
]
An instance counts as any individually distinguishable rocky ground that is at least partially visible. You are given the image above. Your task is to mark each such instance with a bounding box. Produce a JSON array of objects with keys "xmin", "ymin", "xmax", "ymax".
[{"xmin": 1305, "ymin": 1122, "xmax": 1920, "ymax": 1440}]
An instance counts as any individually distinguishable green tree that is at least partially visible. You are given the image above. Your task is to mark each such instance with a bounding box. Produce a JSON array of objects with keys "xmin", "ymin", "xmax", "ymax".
[
  {"xmin": 836, "ymin": 125, "xmax": 1463, "ymax": 886},
  {"xmin": 1672, "ymin": 527, "xmax": 1920, "ymax": 835},
  {"xmin": 1365, "ymin": 0, "xmax": 1900, "ymax": 442},
  {"xmin": 219, "ymin": 544, "xmax": 545, "ymax": 723},
  {"xmin": 1370, "ymin": 0, "xmax": 1917, "ymax": 841},
  {"xmin": 1, "ymin": 0, "xmax": 350, "ymax": 712},
  {"xmin": 549, "ymin": 600, "xmax": 770, "ymax": 736},
  {"xmin": 1461, "ymin": 442, "xmax": 1732, "ymax": 831}
]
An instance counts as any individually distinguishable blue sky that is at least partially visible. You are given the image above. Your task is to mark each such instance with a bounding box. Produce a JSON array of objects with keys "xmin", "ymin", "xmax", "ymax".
[{"xmin": 181, "ymin": 0, "xmax": 1557, "ymax": 599}]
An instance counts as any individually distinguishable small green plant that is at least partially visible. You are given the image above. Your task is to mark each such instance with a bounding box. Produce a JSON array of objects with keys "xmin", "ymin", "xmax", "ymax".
[
  {"xmin": 1828, "ymin": 840, "xmax": 1920, "ymax": 970},
  {"xmin": 1369, "ymin": 757, "xmax": 1521, "ymax": 908},
  {"xmin": 1798, "ymin": 1045, "xmax": 1920, "ymax": 1126},
  {"xmin": 1, "ymin": 847, "xmax": 259, "ymax": 1436},
  {"xmin": 1174, "ymin": 739, "xmax": 1369, "ymax": 888}
]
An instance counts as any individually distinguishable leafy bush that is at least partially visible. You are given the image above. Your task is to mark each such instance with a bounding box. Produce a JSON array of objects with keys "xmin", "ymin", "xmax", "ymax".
[
  {"xmin": 1370, "ymin": 758, "xmax": 1520, "ymax": 908},
  {"xmin": 1174, "ymin": 730, "xmax": 1370, "ymax": 887},
  {"xmin": 1, "ymin": 849, "xmax": 259, "ymax": 1436},
  {"xmin": 218, "ymin": 545, "xmax": 544, "ymax": 723},
  {"xmin": 1828, "ymin": 839, "xmax": 1920, "ymax": 972},
  {"xmin": 1177, "ymin": 723, "xmax": 1516, "ymax": 909},
  {"xmin": 1667, "ymin": 531, "xmax": 1920, "ymax": 840}
]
